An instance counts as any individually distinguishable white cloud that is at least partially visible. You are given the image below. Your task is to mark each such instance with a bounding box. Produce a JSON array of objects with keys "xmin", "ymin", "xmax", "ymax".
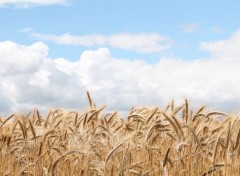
[
  {"xmin": 0, "ymin": 41, "xmax": 45, "ymax": 75},
  {"xmin": 200, "ymin": 30, "xmax": 240, "ymax": 58},
  {"xmin": 179, "ymin": 23, "xmax": 200, "ymax": 33},
  {"xmin": 32, "ymin": 33, "xmax": 107, "ymax": 46},
  {"xmin": 1, "ymin": 30, "xmax": 240, "ymax": 115},
  {"xmin": 108, "ymin": 33, "xmax": 173, "ymax": 53},
  {"xmin": 0, "ymin": 0, "xmax": 69, "ymax": 8},
  {"xmin": 29, "ymin": 70, "xmax": 51, "ymax": 88},
  {"xmin": 30, "ymin": 32, "xmax": 173, "ymax": 53}
]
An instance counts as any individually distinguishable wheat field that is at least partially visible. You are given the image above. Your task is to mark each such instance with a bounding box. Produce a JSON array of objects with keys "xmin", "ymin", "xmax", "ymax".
[{"xmin": 1, "ymin": 94, "xmax": 240, "ymax": 176}]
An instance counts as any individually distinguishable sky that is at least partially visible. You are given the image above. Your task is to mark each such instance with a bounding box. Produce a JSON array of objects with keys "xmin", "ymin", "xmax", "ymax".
[{"xmin": 0, "ymin": 0, "xmax": 240, "ymax": 116}]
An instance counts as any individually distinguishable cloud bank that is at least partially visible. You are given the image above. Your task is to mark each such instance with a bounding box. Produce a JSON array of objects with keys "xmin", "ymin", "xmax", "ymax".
[
  {"xmin": 31, "ymin": 32, "xmax": 173, "ymax": 53},
  {"xmin": 1, "ymin": 31, "xmax": 240, "ymax": 115},
  {"xmin": 0, "ymin": 0, "xmax": 69, "ymax": 8}
]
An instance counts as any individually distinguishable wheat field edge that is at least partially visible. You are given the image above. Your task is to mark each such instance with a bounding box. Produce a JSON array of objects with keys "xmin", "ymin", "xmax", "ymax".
[{"xmin": 1, "ymin": 94, "xmax": 240, "ymax": 176}]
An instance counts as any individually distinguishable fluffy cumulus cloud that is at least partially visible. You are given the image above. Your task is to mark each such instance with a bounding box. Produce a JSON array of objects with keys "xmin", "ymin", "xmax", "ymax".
[
  {"xmin": 0, "ymin": 0, "xmax": 69, "ymax": 8},
  {"xmin": 31, "ymin": 32, "xmax": 173, "ymax": 53},
  {"xmin": 1, "ymin": 30, "xmax": 240, "ymax": 116},
  {"xmin": 0, "ymin": 41, "xmax": 45, "ymax": 75}
]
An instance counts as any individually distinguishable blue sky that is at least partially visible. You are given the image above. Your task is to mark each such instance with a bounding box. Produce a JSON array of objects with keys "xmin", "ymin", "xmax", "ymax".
[
  {"xmin": 1, "ymin": 0, "xmax": 239, "ymax": 60},
  {"xmin": 0, "ymin": 0, "xmax": 240, "ymax": 115}
]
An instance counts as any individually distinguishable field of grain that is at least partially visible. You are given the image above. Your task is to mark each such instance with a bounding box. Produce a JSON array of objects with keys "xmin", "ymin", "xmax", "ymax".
[{"xmin": 1, "ymin": 94, "xmax": 240, "ymax": 176}]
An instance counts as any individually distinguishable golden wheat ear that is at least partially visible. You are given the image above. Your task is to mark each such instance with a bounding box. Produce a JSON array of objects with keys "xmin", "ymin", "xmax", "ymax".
[{"xmin": 86, "ymin": 91, "xmax": 96, "ymax": 109}]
